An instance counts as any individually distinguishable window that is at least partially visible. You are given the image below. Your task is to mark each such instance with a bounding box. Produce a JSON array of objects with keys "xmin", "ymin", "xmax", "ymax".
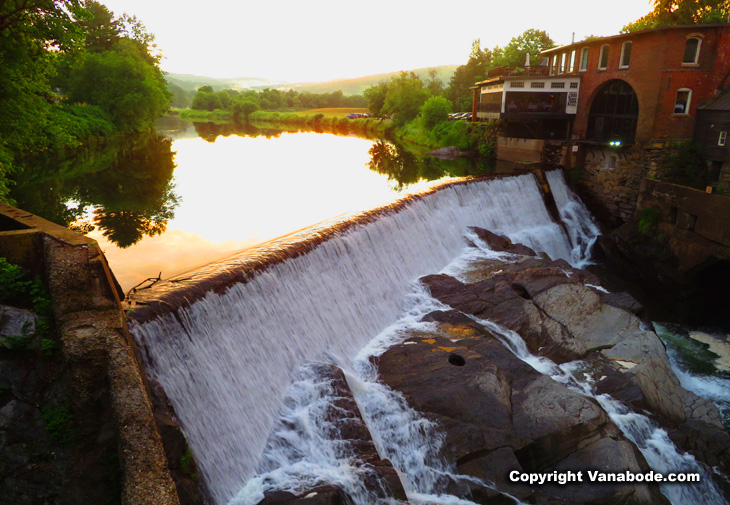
[
  {"xmin": 559, "ymin": 53, "xmax": 566, "ymax": 74},
  {"xmin": 569, "ymin": 51, "xmax": 576, "ymax": 72},
  {"xmin": 598, "ymin": 45, "xmax": 609, "ymax": 70},
  {"xmin": 511, "ymin": 81, "xmax": 524, "ymax": 88},
  {"xmin": 683, "ymin": 37, "xmax": 701, "ymax": 65},
  {"xmin": 719, "ymin": 131, "xmax": 728, "ymax": 146},
  {"xmin": 620, "ymin": 41, "xmax": 632, "ymax": 68},
  {"xmin": 551, "ymin": 82, "xmax": 565, "ymax": 89},
  {"xmin": 579, "ymin": 47, "xmax": 589, "ymax": 71},
  {"xmin": 570, "ymin": 82, "xmax": 579, "ymax": 89},
  {"xmin": 674, "ymin": 88, "xmax": 692, "ymax": 114},
  {"xmin": 531, "ymin": 82, "xmax": 545, "ymax": 88},
  {"xmin": 550, "ymin": 55, "xmax": 557, "ymax": 75}
]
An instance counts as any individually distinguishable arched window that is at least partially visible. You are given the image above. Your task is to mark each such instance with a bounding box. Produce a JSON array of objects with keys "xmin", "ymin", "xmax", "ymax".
[
  {"xmin": 598, "ymin": 44, "xmax": 609, "ymax": 70},
  {"xmin": 620, "ymin": 41, "xmax": 632, "ymax": 68},
  {"xmin": 587, "ymin": 80, "xmax": 639, "ymax": 143},
  {"xmin": 579, "ymin": 47, "xmax": 589, "ymax": 71},
  {"xmin": 674, "ymin": 88, "xmax": 692, "ymax": 114},
  {"xmin": 683, "ymin": 37, "xmax": 701, "ymax": 65}
]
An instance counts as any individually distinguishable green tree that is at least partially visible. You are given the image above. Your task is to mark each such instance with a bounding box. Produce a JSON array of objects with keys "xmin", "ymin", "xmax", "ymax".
[
  {"xmin": 364, "ymin": 81, "xmax": 389, "ymax": 118},
  {"xmin": 446, "ymin": 40, "xmax": 492, "ymax": 112},
  {"xmin": 383, "ymin": 72, "xmax": 430, "ymax": 126},
  {"xmin": 233, "ymin": 98, "xmax": 260, "ymax": 122},
  {"xmin": 492, "ymin": 29, "xmax": 555, "ymax": 67},
  {"xmin": 421, "ymin": 96, "xmax": 452, "ymax": 128},
  {"xmin": 623, "ymin": 0, "xmax": 729, "ymax": 31},
  {"xmin": 66, "ymin": 38, "xmax": 170, "ymax": 131},
  {"xmin": 0, "ymin": 0, "xmax": 87, "ymax": 201}
]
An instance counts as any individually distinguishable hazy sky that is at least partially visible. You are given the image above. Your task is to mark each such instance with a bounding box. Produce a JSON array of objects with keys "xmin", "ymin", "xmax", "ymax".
[{"xmin": 103, "ymin": 0, "xmax": 654, "ymax": 83}]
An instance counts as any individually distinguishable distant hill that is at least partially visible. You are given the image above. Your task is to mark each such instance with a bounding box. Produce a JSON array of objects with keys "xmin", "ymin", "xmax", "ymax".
[{"xmin": 165, "ymin": 65, "xmax": 459, "ymax": 96}]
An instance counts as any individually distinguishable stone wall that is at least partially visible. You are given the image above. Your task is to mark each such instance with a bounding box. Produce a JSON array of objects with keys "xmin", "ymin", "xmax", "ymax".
[
  {"xmin": 0, "ymin": 203, "xmax": 181, "ymax": 505},
  {"xmin": 545, "ymin": 141, "xmax": 682, "ymax": 227}
]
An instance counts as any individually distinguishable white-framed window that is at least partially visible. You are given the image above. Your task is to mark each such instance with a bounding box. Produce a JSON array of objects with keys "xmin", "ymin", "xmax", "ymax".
[
  {"xmin": 550, "ymin": 55, "xmax": 557, "ymax": 75},
  {"xmin": 579, "ymin": 47, "xmax": 589, "ymax": 71},
  {"xmin": 569, "ymin": 50, "xmax": 576, "ymax": 73},
  {"xmin": 620, "ymin": 41, "xmax": 632, "ymax": 68},
  {"xmin": 674, "ymin": 88, "xmax": 692, "ymax": 114},
  {"xmin": 511, "ymin": 81, "xmax": 525, "ymax": 88},
  {"xmin": 598, "ymin": 44, "xmax": 609, "ymax": 70},
  {"xmin": 683, "ymin": 37, "xmax": 701, "ymax": 65},
  {"xmin": 559, "ymin": 53, "xmax": 566, "ymax": 74},
  {"xmin": 719, "ymin": 131, "xmax": 727, "ymax": 146}
]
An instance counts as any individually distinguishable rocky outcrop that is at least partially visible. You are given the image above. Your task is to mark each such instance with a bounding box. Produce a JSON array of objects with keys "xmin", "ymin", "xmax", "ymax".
[{"xmin": 372, "ymin": 228, "xmax": 729, "ymax": 504}]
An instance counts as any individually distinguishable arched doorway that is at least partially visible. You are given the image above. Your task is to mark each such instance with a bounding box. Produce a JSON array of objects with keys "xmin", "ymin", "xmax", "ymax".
[{"xmin": 586, "ymin": 80, "xmax": 638, "ymax": 144}]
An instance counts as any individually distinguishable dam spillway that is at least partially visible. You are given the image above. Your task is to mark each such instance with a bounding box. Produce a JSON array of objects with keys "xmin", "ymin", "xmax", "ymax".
[{"xmin": 127, "ymin": 173, "xmax": 594, "ymax": 504}]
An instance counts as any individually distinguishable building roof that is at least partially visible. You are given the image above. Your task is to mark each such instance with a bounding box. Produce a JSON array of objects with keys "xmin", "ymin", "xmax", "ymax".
[
  {"xmin": 541, "ymin": 23, "xmax": 730, "ymax": 56},
  {"xmin": 698, "ymin": 86, "xmax": 730, "ymax": 111}
]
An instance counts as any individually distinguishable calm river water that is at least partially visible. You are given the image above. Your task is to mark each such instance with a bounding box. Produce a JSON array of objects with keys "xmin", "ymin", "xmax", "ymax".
[{"xmin": 12, "ymin": 117, "xmax": 489, "ymax": 291}]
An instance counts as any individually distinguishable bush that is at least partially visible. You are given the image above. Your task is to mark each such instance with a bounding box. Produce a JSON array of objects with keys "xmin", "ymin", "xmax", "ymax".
[
  {"xmin": 421, "ymin": 96, "xmax": 452, "ymax": 128},
  {"xmin": 638, "ymin": 205, "xmax": 661, "ymax": 234}
]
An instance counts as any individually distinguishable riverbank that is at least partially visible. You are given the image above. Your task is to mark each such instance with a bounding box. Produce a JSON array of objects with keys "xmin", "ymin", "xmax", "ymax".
[{"xmin": 176, "ymin": 107, "xmax": 498, "ymax": 154}]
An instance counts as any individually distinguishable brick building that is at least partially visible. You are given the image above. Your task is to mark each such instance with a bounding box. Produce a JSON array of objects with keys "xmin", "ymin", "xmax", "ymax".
[{"xmin": 472, "ymin": 24, "xmax": 730, "ymax": 145}]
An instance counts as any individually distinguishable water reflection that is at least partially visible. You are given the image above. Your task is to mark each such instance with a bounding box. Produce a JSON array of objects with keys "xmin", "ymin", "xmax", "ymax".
[
  {"xmin": 11, "ymin": 131, "xmax": 179, "ymax": 249},
  {"xmin": 11, "ymin": 118, "xmax": 495, "ymax": 291}
]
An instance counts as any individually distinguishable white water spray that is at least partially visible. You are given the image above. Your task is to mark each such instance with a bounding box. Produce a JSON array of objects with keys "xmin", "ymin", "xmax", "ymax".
[{"xmin": 545, "ymin": 169, "xmax": 600, "ymax": 267}]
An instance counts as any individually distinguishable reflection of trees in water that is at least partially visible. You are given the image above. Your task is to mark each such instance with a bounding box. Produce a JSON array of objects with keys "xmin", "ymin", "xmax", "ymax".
[
  {"xmin": 192, "ymin": 122, "xmax": 286, "ymax": 143},
  {"xmin": 367, "ymin": 140, "xmax": 494, "ymax": 190},
  {"xmin": 11, "ymin": 131, "xmax": 180, "ymax": 248}
]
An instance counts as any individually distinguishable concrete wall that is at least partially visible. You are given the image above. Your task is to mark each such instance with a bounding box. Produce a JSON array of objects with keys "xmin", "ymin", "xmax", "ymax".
[{"xmin": 0, "ymin": 203, "xmax": 180, "ymax": 505}]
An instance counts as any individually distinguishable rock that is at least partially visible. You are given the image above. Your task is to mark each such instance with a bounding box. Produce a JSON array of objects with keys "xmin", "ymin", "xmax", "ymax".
[
  {"xmin": 258, "ymin": 485, "xmax": 354, "ymax": 505},
  {"xmin": 468, "ymin": 227, "xmax": 538, "ymax": 257},
  {"xmin": 428, "ymin": 146, "xmax": 462, "ymax": 159},
  {"xmin": 374, "ymin": 320, "xmax": 659, "ymax": 504},
  {"xmin": 0, "ymin": 305, "xmax": 37, "ymax": 347}
]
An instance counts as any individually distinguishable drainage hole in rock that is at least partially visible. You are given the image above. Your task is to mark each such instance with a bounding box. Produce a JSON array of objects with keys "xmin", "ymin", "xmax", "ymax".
[{"xmin": 449, "ymin": 354, "xmax": 466, "ymax": 366}]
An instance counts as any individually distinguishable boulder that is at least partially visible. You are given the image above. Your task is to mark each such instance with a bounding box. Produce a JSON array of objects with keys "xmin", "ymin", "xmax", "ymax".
[{"xmin": 374, "ymin": 317, "xmax": 660, "ymax": 504}]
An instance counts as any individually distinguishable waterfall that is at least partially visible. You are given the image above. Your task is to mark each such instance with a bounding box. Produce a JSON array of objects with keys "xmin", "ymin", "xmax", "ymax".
[
  {"xmin": 130, "ymin": 174, "xmax": 579, "ymax": 504},
  {"xmin": 545, "ymin": 169, "xmax": 600, "ymax": 267}
]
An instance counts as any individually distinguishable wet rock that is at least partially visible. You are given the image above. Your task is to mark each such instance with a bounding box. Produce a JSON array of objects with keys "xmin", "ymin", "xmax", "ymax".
[
  {"xmin": 374, "ymin": 324, "xmax": 657, "ymax": 504},
  {"xmin": 258, "ymin": 485, "xmax": 354, "ymax": 505},
  {"xmin": 468, "ymin": 227, "xmax": 538, "ymax": 257}
]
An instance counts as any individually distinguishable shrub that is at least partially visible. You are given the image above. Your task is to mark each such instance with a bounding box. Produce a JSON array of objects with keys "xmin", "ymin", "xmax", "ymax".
[{"xmin": 420, "ymin": 96, "xmax": 452, "ymax": 128}]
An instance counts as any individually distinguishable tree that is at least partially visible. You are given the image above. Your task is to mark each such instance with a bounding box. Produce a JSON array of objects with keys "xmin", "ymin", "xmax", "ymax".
[
  {"xmin": 364, "ymin": 81, "xmax": 389, "ymax": 118},
  {"xmin": 446, "ymin": 40, "xmax": 492, "ymax": 112},
  {"xmin": 623, "ymin": 0, "xmax": 729, "ymax": 31},
  {"xmin": 383, "ymin": 72, "xmax": 431, "ymax": 126},
  {"xmin": 421, "ymin": 96, "xmax": 452, "ymax": 128},
  {"xmin": 233, "ymin": 98, "xmax": 260, "ymax": 122},
  {"xmin": 492, "ymin": 29, "xmax": 555, "ymax": 67},
  {"xmin": 0, "ymin": 0, "xmax": 87, "ymax": 200},
  {"xmin": 66, "ymin": 38, "xmax": 170, "ymax": 131}
]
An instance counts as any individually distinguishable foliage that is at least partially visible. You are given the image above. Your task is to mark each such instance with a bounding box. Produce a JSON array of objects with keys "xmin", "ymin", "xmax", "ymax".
[
  {"xmin": 492, "ymin": 29, "xmax": 555, "ymax": 67},
  {"xmin": 40, "ymin": 404, "xmax": 77, "ymax": 445},
  {"xmin": 0, "ymin": 0, "xmax": 169, "ymax": 199},
  {"xmin": 638, "ymin": 205, "xmax": 662, "ymax": 234},
  {"xmin": 365, "ymin": 72, "xmax": 431, "ymax": 127},
  {"xmin": 232, "ymin": 98, "xmax": 260, "ymax": 122},
  {"xmin": 420, "ymin": 96, "xmax": 452, "ymax": 128},
  {"xmin": 65, "ymin": 37, "xmax": 170, "ymax": 132},
  {"xmin": 622, "ymin": 0, "xmax": 730, "ymax": 31},
  {"xmin": 446, "ymin": 39, "xmax": 492, "ymax": 112}
]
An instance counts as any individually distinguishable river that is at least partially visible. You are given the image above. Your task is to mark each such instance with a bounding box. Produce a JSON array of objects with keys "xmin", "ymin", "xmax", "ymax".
[{"xmin": 10, "ymin": 117, "xmax": 488, "ymax": 292}]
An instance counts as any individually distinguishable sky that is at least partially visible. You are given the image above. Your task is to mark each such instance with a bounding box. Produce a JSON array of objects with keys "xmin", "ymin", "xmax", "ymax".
[{"xmin": 102, "ymin": 0, "xmax": 654, "ymax": 83}]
